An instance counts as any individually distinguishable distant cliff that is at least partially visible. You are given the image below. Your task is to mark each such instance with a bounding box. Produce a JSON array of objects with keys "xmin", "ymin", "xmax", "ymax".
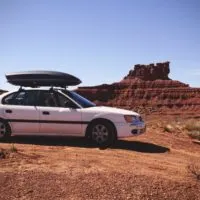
[{"xmin": 76, "ymin": 62, "xmax": 200, "ymax": 114}]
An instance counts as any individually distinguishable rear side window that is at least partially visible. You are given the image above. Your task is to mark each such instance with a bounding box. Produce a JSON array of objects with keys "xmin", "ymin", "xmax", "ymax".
[
  {"xmin": 2, "ymin": 90, "xmax": 39, "ymax": 106},
  {"xmin": 2, "ymin": 92, "xmax": 17, "ymax": 105}
]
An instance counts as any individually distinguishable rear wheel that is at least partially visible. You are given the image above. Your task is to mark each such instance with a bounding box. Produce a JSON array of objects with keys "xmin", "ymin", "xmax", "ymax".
[
  {"xmin": 88, "ymin": 120, "xmax": 116, "ymax": 147},
  {"xmin": 0, "ymin": 120, "xmax": 11, "ymax": 141}
]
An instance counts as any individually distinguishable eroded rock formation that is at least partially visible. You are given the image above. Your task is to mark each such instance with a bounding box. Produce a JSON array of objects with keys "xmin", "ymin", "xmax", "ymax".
[
  {"xmin": 77, "ymin": 62, "xmax": 200, "ymax": 114},
  {"xmin": 124, "ymin": 61, "xmax": 170, "ymax": 81}
]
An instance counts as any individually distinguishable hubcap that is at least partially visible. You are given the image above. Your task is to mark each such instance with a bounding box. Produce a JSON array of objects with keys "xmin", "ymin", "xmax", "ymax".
[
  {"xmin": 92, "ymin": 124, "xmax": 109, "ymax": 144},
  {"xmin": 0, "ymin": 122, "xmax": 6, "ymax": 139}
]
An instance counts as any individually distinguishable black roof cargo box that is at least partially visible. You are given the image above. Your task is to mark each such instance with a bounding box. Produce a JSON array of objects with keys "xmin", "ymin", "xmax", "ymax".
[{"xmin": 6, "ymin": 71, "xmax": 81, "ymax": 87}]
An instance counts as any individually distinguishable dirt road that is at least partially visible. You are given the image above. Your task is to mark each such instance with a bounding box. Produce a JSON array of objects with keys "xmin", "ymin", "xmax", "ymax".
[{"xmin": 0, "ymin": 115, "xmax": 200, "ymax": 200}]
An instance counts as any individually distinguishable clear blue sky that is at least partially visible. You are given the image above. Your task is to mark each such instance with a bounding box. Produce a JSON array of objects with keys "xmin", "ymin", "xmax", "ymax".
[{"xmin": 1, "ymin": 0, "xmax": 200, "ymax": 91}]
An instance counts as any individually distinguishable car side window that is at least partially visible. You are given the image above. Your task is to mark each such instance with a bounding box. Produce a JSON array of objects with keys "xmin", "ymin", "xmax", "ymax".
[
  {"xmin": 38, "ymin": 91, "xmax": 58, "ymax": 107},
  {"xmin": 25, "ymin": 91, "xmax": 39, "ymax": 106},
  {"xmin": 2, "ymin": 92, "xmax": 17, "ymax": 105},
  {"xmin": 56, "ymin": 92, "xmax": 77, "ymax": 108},
  {"xmin": 3, "ymin": 90, "xmax": 38, "ymax": 106}
]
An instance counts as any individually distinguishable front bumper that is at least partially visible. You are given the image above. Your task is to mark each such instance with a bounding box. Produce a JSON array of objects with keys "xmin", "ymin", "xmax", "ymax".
[
  {"xmin": 115, "ymin": 120, "xmax": 146, "ymax": 138},
  {"xmin": 130, "ymin": 121, "xmax": 146, "ymax": 135}
]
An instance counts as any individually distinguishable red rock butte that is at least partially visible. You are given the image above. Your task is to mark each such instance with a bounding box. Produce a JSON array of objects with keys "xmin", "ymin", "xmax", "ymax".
[{"xmin": 77, "ymin": 62, "xmax": 200, "ymax": 114}]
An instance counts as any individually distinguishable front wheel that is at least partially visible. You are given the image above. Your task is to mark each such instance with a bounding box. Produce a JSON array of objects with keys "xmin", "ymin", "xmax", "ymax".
[{"xmin": 88, "ymin": 120, "xmax": 116, "ymax": 147}]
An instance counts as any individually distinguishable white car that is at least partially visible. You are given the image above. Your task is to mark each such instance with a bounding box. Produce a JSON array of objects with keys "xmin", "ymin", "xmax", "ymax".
[{"xmin": 0, "ymin": 71, "xmax": 146, "ymax": 146}]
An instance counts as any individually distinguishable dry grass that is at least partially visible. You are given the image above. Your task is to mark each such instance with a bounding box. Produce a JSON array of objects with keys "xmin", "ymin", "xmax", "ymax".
[
  {"xmin": 185, "ymin": 120, "xmax": 200, "ymax": 140},
  {"xmin": 188, "ymin": 131, "xmax": 200, "ymax": 141},
  {"xmin": 185, "ymin": 120, "xmax": 200, "ymax": 131},
  {"xmin": 187, "ymin": 162, "xmax": 200, "ymax": 181},
  {"xmin": 10, "ymin": 144, "xmax": 18, "ymax": 153},
  {"xmin": 163, "ymin": 123, "xmax": 182, "ymax": 133},
  {"xmin": 0, "ymin": 148, "xmax": 6, "ymax": 159},
  {"xmin": 0, "ymin": 144, "xmax": 18, "ymax": 159}
]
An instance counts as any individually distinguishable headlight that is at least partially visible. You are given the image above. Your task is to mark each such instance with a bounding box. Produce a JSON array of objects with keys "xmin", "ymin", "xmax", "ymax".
[{"xmin": 124, "ymin": 115, "xmax": 139, "ymax": 123}]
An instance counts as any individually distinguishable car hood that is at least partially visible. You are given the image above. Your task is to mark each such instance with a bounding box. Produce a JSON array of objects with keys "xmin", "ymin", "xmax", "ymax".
[{"xmin": 84, "ymin": 106, "xmax": 139, "ymax": 116}]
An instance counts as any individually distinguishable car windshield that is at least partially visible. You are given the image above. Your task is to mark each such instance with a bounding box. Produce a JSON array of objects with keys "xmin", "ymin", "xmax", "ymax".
[{"xmin": 61, "ymin": 90, "xmax": 96, "ymax": 108}]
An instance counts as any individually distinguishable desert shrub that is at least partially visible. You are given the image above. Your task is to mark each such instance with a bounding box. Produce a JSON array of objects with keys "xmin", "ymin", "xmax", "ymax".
[
  {"xmin": 185, "ymin": 120, "xmax": 200, "ymax": 131},
  {"xmin": 0, "ymin": 148, "xmax": 6, "ymax": 159},
  {"xmin": 10, "ymin": 144, "xmax": 18, "ymax": 153},
  {"xmin": 188, "ymin": 162, "xmax": 200, "ymax": 181},
  {"xmin": 185, "ymin": 120, "xmax": 200, "ymax": 140},
  {"xmin": 188, "ymin": 131, "xmax": 200, "ymax": 140},
  {"xmin": 0, "ymin": 145, "xmax": 18, "ymax": 159}
]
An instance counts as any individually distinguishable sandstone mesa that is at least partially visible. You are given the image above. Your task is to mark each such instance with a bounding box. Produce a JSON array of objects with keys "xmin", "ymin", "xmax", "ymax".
[{"xmin": 76, "ymin": 62, "xmax": 200, "ymax": 114}]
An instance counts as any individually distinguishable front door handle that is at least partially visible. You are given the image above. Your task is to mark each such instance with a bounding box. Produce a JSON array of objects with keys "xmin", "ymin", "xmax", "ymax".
[
  {"xmin": 42, "ymin": 111, "xmax": 50, "ymax": 115},
  {"xmin": 5, "ymin": 109, "xmax": 12, "ymax": 114}
]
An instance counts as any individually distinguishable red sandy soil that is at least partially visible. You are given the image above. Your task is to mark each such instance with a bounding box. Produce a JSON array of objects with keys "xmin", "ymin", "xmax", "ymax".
[{"xmin": 0, "ymin": 114, "xmax": 200, "ymax": 200}]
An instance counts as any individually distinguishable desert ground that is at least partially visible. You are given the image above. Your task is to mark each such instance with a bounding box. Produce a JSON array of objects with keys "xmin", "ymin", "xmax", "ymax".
[{"xmin": 0, "ymin": 114, "xmax": 200, "ymax": 200}]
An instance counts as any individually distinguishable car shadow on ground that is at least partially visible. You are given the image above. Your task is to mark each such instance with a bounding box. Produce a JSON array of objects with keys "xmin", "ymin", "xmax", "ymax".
[
  {"xmin": 1, "ymin": 136, "xmax": 169, "ymax": 153},
  {"xmin": 113, "ymin": 140, "xmax": 169, "ymax": 153}
]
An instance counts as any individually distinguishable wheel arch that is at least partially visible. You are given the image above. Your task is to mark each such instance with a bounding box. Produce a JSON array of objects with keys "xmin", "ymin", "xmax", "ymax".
[{"xmin": 85, "ymin": 118, "xmax": 117, "ymax": 139}]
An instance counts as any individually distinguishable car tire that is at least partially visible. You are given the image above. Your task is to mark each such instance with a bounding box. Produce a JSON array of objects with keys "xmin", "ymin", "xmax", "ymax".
[
  {"xmin": 0, "ymin": 120, "xmax": 11, "ymax": 141},
  {"xmin": 87, "ymin": 120, "xmax": 116, "ymax": 147}
]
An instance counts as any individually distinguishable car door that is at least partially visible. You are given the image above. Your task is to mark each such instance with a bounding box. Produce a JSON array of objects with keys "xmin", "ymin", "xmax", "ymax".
[
  {"xmin": 37, "ymin": 90, "xmax": 82, "ymax": 136},
  {"xmin": 2, "ymin": 90, "xmax": 40, "ymax": 134}
]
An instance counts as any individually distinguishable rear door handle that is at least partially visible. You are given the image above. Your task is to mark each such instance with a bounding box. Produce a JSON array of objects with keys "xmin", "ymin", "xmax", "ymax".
[
  {"xmin": 5, "ymin": 109, "xmax": 12, "ymax": 114},
  {"xmin": 42, "ymin": 111, "xmax": 50, "ymax": 115}
]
